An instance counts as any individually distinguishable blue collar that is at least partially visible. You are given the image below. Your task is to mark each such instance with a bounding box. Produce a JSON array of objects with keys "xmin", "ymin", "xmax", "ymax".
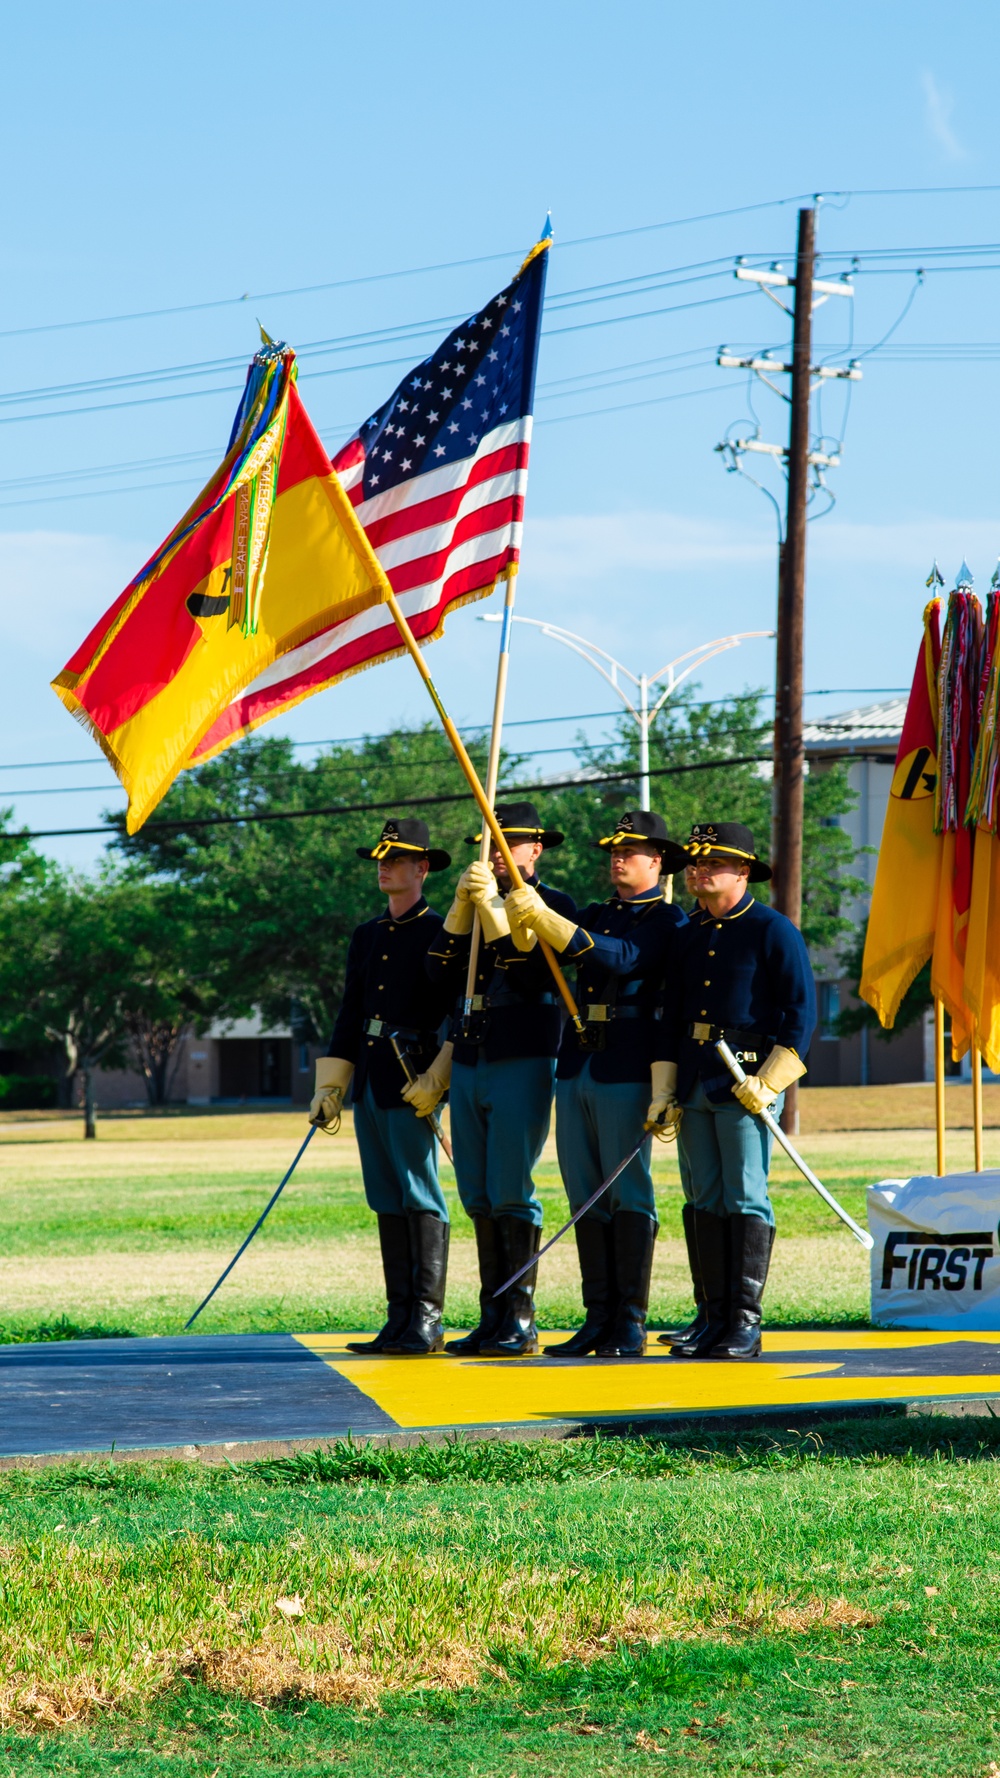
[
  {"xmin": 380, "ymin": 896, "xmax": 429, "ymax": 926},
  {"xmin": 698, "ymin": 889, "xmax": 754, "ymax": 924}
]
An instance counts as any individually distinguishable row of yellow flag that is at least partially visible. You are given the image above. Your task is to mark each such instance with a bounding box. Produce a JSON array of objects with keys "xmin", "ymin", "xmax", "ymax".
[{"xmin": 861, "ymin": 576, "xmax": 1000, "ymax": 1072}]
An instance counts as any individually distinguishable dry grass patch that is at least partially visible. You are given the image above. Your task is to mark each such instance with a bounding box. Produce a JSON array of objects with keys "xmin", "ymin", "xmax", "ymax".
[{"xmin": 0, "ymin": 1533, "xmax": 885, "ymax": 1725}]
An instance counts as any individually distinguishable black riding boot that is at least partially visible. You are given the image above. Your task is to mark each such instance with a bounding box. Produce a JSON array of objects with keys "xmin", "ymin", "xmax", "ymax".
[
  {"xmin": 347, "ymin": 1215, "xmax": 413, "ymax": 1353},
  {"xmin": 447, "ymin": 1217, "xmax": 504, "ymax": 1355},
  {"xmin": 544, "ymin": 1216, "xmax": 615, "ymax": 1356},
  {"xmin": 670, "ymin": 1209, "xmax": 729, "ymax": 1358},
  {"xmin": 710, "ymin": 1215, "xmax": 774, "ymax": 1360},
  {"xmin": 386, "ymin": 1214, "xmax": 449, "ymax": 1355},
  {"xmin": 658, "ymin": 1202, "xmax": 706, "ymax": 1346},
  {"xmin": 480, "ymin": 1217, "xmax": 540, "ymax": 1356},
  {"xmin": 596, "ymin": 1212, "xmax": 657, "ymax": 1358}
]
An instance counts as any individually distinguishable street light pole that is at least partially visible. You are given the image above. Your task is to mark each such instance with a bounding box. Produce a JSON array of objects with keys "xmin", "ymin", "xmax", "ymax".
[{"xmin": 480, "ymin": 617, "xmax": 774, "ymax": 812}]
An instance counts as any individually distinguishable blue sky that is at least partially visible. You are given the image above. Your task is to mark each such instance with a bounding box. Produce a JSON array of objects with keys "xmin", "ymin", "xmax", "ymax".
[{"xmin": 4, "ymin": 0, "xmax": 1000, "ymax": 865}]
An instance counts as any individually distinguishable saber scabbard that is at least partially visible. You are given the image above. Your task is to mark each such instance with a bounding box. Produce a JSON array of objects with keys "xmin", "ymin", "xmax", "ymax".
[
  {"xmin": 389, "ymin": 1033, "xmax": 454, "ymax": 1164},
  {"xmin": 715, "ymin": 1039, "xmax": 873, "ymax": 1250}
]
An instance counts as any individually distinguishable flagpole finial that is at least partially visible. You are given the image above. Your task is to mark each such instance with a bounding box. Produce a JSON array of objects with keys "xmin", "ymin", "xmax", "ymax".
[
  {"xmin": 926, "ymin": 561, "xmax": 945, "ymax": 589},
  {"xmin": 956, "ymin": 559, "xmax": 975, "ymax": 589},
  {"xmin": 540, "ymin": 212, "xmax": 553, "ymax": 241},
  {"xmin": 991, "ymin": 559, "xmax": 1000, "ymax": 591},
  {"xmin": 258, "ymin": 321, "xmax": 276, "ymax": 346}
]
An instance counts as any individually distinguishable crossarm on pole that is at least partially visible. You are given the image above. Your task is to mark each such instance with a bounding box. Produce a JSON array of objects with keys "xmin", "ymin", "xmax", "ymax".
[
  {"xmin": 383, "ymin": 586, "xmax": 584, "ymax": 1033},
  {"xmin": 715, "ymin": 1039, "xmax": 873, "ymax": 1249}
]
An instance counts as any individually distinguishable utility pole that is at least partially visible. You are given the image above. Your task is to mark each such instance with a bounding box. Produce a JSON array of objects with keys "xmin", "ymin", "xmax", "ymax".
[
  {"xmin": 772, "ymin": 206, "xmax": 815, "ymax": 941},
  {"xmin": 716, "ymin": 207, "xmax": 860, "ymax": 1134}
]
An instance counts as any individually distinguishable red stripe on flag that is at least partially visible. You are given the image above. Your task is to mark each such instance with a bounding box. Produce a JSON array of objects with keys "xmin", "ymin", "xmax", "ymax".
[
  {"xmin": 384, "ymin": 497, "xmax": 524, "ymax": 595},
  {"xmin": 362, "ymin": 444, "xmax": 528, "ymax": 549}
]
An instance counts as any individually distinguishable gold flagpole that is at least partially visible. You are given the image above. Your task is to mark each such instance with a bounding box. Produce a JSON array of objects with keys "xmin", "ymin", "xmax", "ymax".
[
  {"xmin": 972, "ymin": 1044, "xmax": 984, "ymax": 1172},
  {"xmin": 934, "ymin": 997, "xmax": 946, "ymax": 1177},
  {"xmin": 384, "ymin": 586, "xmax": 584, "ymax": 1033},
  {"xmin": 463, "ymin": 574, "xmax": 517, "ymax": 1028}
]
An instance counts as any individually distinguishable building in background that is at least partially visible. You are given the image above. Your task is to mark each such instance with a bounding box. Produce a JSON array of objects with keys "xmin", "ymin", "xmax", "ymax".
[{"xmin": 803, "ymin": 697, "xmax": 928, "ymax": 1085}]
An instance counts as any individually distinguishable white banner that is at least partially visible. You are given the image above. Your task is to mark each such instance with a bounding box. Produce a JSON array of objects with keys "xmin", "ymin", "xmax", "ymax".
[{"xmin": 869, "ymin": 1172, "xmax": 1000, "ymax": 1330}]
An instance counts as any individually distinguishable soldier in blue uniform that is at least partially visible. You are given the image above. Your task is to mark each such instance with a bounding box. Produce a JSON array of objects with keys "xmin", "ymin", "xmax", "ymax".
[
  {"xmin": 506, "ymin": 810, "xmax": 689, "ymax": 1358},
  {"xmin": 655, "ymin": 822, "xmax": 816, "ymax": 1360},
  {"xmin": 310, "ymin": 818, "xmax": 454, "ymax": 1357},
  {"xmin": 420, "ymin": 802, "xmax": 574, "ymax": 1357}
]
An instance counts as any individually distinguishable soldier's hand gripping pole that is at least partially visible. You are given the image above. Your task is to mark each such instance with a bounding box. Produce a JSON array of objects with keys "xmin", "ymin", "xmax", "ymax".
[
  {"xmin": 183, "ymin": 1124, "xmax": 319, "ymax": 1330},
  {"xmin": 383, "ymin": 586, "xmax": 585, "ymax": 1036},
  {"xmin": 389, "ymin": 1032, "xmax": 454, "ymax": 1163},
  {"xmin": 716, "ymin": 1039, "xmax": 873, "ymax": 1250}
]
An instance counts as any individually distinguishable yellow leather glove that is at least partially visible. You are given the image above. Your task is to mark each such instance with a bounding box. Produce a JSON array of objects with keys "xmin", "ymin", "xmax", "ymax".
[
  {"xmin": 401, "ymin": 1041, "xmax": 453, "ymax": 1117},
  {"xmin": 465, "ymin": 860, "xmax": 510, "ymax": 943},
  {"xmin": 310, "ymin": 1056, "xmax": 354, "ymax": 1131},
  {"xmin": 645, "ymin": 1060, "xmax": 681, "ymax": 1141},
  {"xmin": 732, "ymin": 1044, "xmax": 806, "ymax": 1115},
  {"xmin": 505, "ymin": 885, "xmax": 578, "ymax": 954},
  {"xmin": 444, "ymin": 869, "xmax": 475, "ymax": 935}
]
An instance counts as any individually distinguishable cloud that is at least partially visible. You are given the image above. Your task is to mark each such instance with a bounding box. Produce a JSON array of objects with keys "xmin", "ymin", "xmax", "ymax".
[
  {"xmin": 921, "ymin": 71, "xmax": 967, "ymax": 162},
  {"xmin": 0, "ymin": 530, "xmax": 137, "ymax": 657}
]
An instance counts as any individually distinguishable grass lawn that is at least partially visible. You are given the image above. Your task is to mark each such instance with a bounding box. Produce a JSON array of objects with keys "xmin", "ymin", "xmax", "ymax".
[
  {"xmin": 0, "ymin": 1086, "xmax": 996, "ymax": 1341},
  {"xmin": 1, "ymin": 1424, "xmax": 1000, "ymax": 1774},
  {"xmin": 0, "ymin": 1089, "xmax": 999, "ymax": 1773}
]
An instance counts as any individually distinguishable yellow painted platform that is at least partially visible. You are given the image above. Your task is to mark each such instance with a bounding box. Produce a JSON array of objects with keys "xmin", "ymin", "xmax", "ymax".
[{"xmin": 297, "ymin": 1328, "xmax": 1000, "ymax": 1432}]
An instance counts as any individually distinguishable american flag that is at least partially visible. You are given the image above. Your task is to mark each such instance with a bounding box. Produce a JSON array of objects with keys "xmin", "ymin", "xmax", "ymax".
[{"xmin": 191, "ymin": 233, "xmax": 549, "ymax": 763}]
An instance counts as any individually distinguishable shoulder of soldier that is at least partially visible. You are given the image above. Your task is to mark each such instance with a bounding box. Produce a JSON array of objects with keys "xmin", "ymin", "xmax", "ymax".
[
  {"xmin": 655, "ymin": 897, "xmax": 687, "ymax": 929},
  {"xmin": 752, "ymin": 899, "xmax": 810, "ymax": 951},
  {"xmin": 536, "ymin": 880, "xmax": 576, "ymax": 917}
]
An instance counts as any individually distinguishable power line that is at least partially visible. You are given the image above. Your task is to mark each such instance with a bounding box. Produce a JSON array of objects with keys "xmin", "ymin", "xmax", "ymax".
[
  {"xmin": 0, "ymin": 689, "xmax": 906, "ymax": 777},
  {"xmin": 13, "ymin": 753, "xmax": 775, "ymax": 841}
]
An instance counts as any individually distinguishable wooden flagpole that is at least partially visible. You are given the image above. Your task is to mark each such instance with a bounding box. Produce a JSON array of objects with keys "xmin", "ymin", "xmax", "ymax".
[
  {"xmin": 934, "ymin": 997, "xmax": 946, "ymax": 1177},
  {"xmin": 384, "ymin": 586, "xmax": 584, "ymax": 1033},
  {"xmin": 463, "ymin": 575, "xmax": 517, "ymax": 1030},
  {"xmin": 972, "ymin": 1045, "xmax": 984, "ymax": 1172}
]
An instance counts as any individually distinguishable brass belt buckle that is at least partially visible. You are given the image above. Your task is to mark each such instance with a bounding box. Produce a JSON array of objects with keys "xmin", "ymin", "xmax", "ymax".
[
  {"xmin": 691, "ymin": 1021, "xmax": 711, "ymax": 1042},
  {"xmin": 587, "ymin": 1004, "xmax": 609, "ymax": 1023},
  {"xmin": 367, "ymin": 1018, "xmax": 384, "ymax": 1037}
]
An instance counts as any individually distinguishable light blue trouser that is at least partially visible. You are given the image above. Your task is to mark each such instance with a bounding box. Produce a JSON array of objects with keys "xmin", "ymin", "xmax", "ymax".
[
  {"xmin": 352, "ymin": 1085, "xmax": 449, "ymax": 1221},
  {"xmin": 676, "ymin": 1080, "xmax": 782, "ymax": 1226},
  {"xmin": 555, "ymin": 1059, "xmax": 656, "ymax": 1224},
  {"xmin": 449, "ymin": 1055, "xmax": 552, "ymax": 1226}
]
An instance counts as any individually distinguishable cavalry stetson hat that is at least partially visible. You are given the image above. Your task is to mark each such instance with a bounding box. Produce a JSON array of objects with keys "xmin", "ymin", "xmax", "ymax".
[
  {"xmin": 465, "ymin": 800, "xmax": 564, "ymax": 849},
  {"xmin": 356, "ymin": 817, "xmax": 451, "ymax": 872},
  {"xmin": 592, "ymin": 809, "xmax": 688, "ymax": 870},
  {"xmin": 683, "ymin": 821, "xmax": 772, "ymax": 883}
]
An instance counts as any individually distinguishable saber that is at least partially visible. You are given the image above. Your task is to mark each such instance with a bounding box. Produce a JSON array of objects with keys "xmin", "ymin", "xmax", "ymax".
[
  {"xmin": 389, "ymin": 1033, "xmax": 454, "ymax": 1164},
  {"xmin": 183, "ymin": 1124, "xmax": 318, "ymax": 1330},
  {"xmin": 715, "ymin": 1039, "xmax": 873, "ymax": 1250},
  {"xmin": 492, "ymin": 1123, "xmax": 665, "ymax": 1297}
]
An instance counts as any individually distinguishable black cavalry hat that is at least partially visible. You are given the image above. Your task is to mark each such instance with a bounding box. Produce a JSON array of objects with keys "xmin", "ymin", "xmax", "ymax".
[
  {"xmin": 683, "ymin": 821, "xmax": 772, "ymax": 883},
  {"xmin": 465, "ymin": 800, "xmax": 564, "ymax": 849},
  {"xmin": 356, "ymin": 817, "xmax": 451, "ymax": 872},
  {"xmin": 593, "ymin": 809, "xmax": 689, "ymax": 870}
]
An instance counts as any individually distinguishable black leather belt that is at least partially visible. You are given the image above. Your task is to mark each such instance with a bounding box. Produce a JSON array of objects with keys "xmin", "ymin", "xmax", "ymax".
[
  {"xmin": 585, "ymin": 1005, "xmax": 657, "ymax": 1023},
  {"xmin": 363, "ymin": 1020, "xmax": 434, "ymax": 1043},
  {"xmin": 688, "ymin": 1022, "xmax": 767, "ymax": 1054}
]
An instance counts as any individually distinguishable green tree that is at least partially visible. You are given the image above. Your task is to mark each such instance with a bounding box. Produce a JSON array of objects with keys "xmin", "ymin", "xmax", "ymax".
[{"xmin": 114, "ymin": 728, "xmax": 518, "ymax": 1045}]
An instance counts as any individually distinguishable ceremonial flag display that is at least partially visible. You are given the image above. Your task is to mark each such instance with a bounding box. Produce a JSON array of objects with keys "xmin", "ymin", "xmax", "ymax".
[
  {"xmin": 190, "ymin": 230, "xmax": 550, "ymax": 764},
  {"xmin": 930, "ymin": 573, "xmax": 983, "ymax": 1059},
  {"xmin": 52, "ymin": 344, "xmax": 390, "ymax": 831},
  {"xmin": 859, "ymin": 596, "xmax": 942, "ymax": 1027},
  {"xmin": 965, "ymin": 581, "xmax": 1000, "ymax": 1073}
]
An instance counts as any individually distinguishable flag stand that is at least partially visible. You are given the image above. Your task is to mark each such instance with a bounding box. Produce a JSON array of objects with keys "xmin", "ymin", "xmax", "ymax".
[
  {"xmin": 383, "ymin": 587, "xmax": 584, "ymax": 1034},
  {"xmin": 464, "ymin": 575, "xmax": 517, "ymax": 1028},
  {"xmin": 934, "ymin": 997, "xmax": 946, "ymax": 1177},
  {"xmin": 972, "ymin": 1046, "xmax": 984, "ymax": 1172}
]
